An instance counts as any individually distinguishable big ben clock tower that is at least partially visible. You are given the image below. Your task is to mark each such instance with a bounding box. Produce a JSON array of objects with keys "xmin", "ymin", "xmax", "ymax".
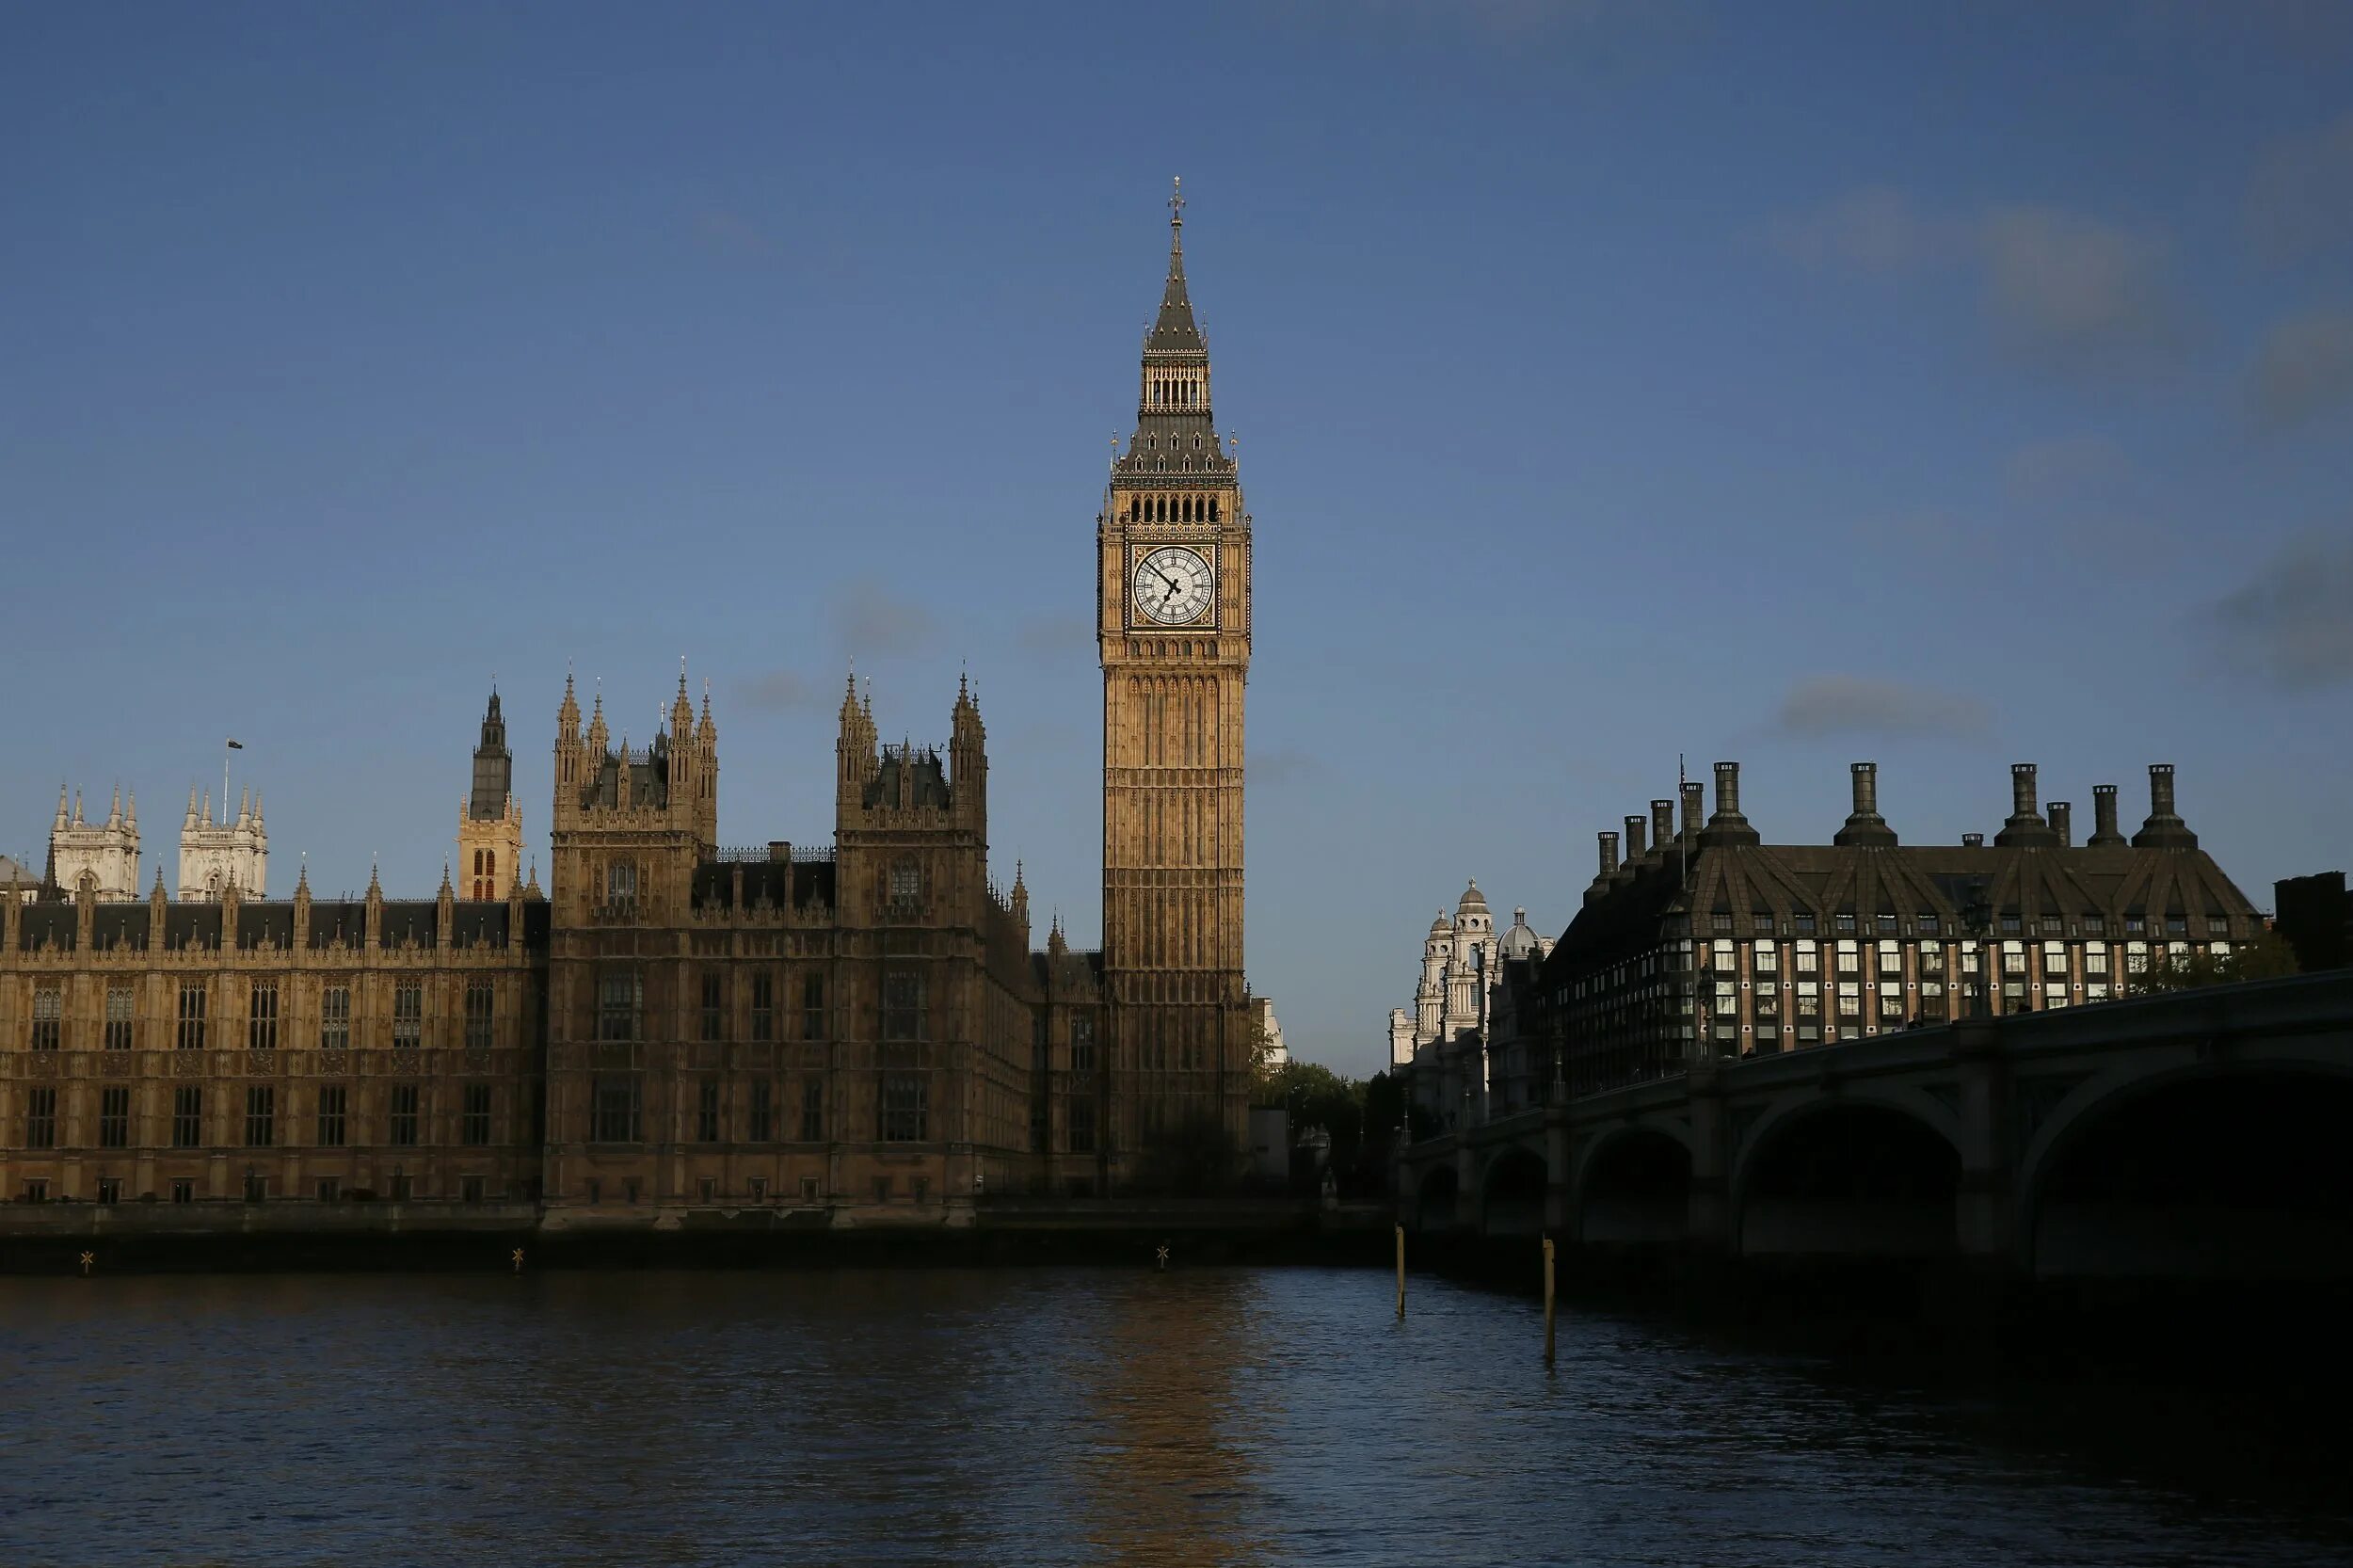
[{"xmin": 1099, "ymin": 180, "xmax": 1252, "ymax": 1185}]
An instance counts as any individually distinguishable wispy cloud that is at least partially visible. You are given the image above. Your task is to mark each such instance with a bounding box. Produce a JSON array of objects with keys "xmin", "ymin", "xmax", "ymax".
[
  {"xmin": 1251, "ymin": 747, "xmax": 1321, "ymax": 785},
  {"xmin": 1014, "ymin": 614, "xmax": 1093, "ymax": 662},
  {"xmin": 2003, "ymin": 435, "xmax": 2129, "ymax": 501},
  {"xmin": 1978, "ymin": 206, "xmax": 2190, "ymax": 374},
  {"xmin": 1766, "ymin": 191, "xmax": 2195, "ymax": 377},
  {"xmin": 2247, "ymin": 113, "xmax": 2353, "ymax": 264},
  {"xmin": 2249, "ymin": 309, "xmax": 2353, "ymax": 431},
  {"xmin": 1773, "ymin": 674, "xmax": 1993, "ymax": 742},
  {"xmin": 2209, "ymin": 532, "xmax": 2353, "ymax": 690},
  {"xmin": 737, "ymin": 670, "xmax": 820, "ymax": 712},
  {"xmin": 830, "ymin": 580, "xmax": 934, "ymax": 657}
]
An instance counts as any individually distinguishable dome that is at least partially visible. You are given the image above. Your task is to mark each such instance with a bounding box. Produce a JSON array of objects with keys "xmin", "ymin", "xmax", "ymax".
[
  {"xmin": 1428, "ymin": 907, "xmax": 1453, "ymax": 936},
  {"xmin": 1456, "ymin": 879, "xmax": 1488, "ymax": 914},
  {"xmin": 1499, "ymin": 908, "xmax": 1541, "ymax": 959}
]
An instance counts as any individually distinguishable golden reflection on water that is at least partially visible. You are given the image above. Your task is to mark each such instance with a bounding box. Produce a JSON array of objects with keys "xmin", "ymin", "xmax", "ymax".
[{"xmin": 1073, "ymin": 1270, "xmax": 1270, "ymax": 1567}]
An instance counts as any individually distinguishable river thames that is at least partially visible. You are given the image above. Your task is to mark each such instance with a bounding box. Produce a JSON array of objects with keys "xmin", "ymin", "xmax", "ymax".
[{"xmin": 1, "ymin": 1265, "xmax": 2345, "ymax": 1566}]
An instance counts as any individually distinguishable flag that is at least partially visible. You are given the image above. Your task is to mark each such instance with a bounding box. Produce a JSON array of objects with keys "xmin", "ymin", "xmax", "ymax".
[{"xmin": 226, "ymin": 739, "xmax": 244, "ymax": 749}]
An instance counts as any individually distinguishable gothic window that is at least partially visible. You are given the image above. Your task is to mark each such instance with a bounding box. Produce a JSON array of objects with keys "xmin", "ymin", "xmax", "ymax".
[
  {"xmin": 699, "ymin": 971, "xmax": 724, "ymax": 1043},
  {"xmin": 1070, "ymin": 1013, "xmax": 1096, "ymax": 1072},
  {"xmin": 749, "ymin": 1080, "xmax": 773, "ymax": 1143},
  {"xmin": 592, "ymin": 1076, "xmax": 640, "ymax": 1143},
  {"xmin": 105, "ymin": 984, "xmax": 134, "ymax": 1050},
  {"xmin": 248, "ymin": 982, "xmax": 279, "ymax": 1050},
  {"xmin": 177, "ymin": 982, "xmax": 207, "ymax": 1050},
  {"xmin": 389, "ymin": 1083, "xmax": 420, "ymax": 1146},
  {"xmin": 801, "ymin": 973, "xmax": 825, "ymax": 1041},
  {"xmin": 392, "ymin": 984, "xmax": 423, "ymax": 1048},
  {"xmin": 28, "ymin": 984, "xmax": 59, "ymax": 1051},
  {"xmin": 598, "ymin": 969, "xmax": 642, "ymax": 1042},
  {"xmin": 320, "ymin": 985, "xmax": 351, "ymax": 1050},
  {"xmin": 880, "ymin": 1073, "xmax": 928, "ymax": 1142},
  {"xmin": 1209, "ymin": 498, "xmax": 1219, "ymax": 521},
  {"xmin": 881, "ymin": 968, "xmax": 927, "ymax": 1041},
  {"xmin": 696, "ymin": 1079, "xmax": 720, "ymax": 1143},
  {"xmin": 888, "ymin": 860, "xmax": 921, "ymax": 917},
  {"xmin": 751, "ymin": 972, "xmax": 776, "ymax": 1042},
  {"xmin": 606, "ymin": 860, "xmax": 637, "ymax": 908},
  {"xmin": 316, "ymin": 1085, "xmax": 347, "ymax": 1148},
  {"xmin": 245, "ymin": 1086, "xmax": 275, "ymax": 1148},
  {"xmin": 172, "ymin": 1086, "xmax": 202, "ymax": 1148},
  {"xmin": 465, "ymin": 980, "xmax": 494, "ymax": 1049},
  {"xmin": 800, "ymin": 1078, "xmax": 824, "ymax": 1141},
  {"xmin": 100, "ymin": 1085, "xmax": 130, "ymax": 1148},
  {"xmin": 24, "ymin": 1088, "xmax": 56, "ymax": 1150},
  {"xmin": 1068, "ymin": 1099, "xmax": 1095, "ymax": 1154},
  {"xmin": 473, "ymin": 849, "xmax": 485, "ymax": 876}
]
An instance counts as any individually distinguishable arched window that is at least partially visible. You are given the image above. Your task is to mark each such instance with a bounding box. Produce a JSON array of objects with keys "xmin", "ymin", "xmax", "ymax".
[
  {"xmin": 486, "ymin": 851, "xmax": 496, "ymax": 886},
  {"xmin": 1209, "ymin": 498, "xmax": 1220, "ymax": 522}
]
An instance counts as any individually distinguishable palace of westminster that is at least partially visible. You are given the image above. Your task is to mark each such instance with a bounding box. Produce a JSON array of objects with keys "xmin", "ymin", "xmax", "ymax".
[{"xmin": 0, "ymin": 188, "xmax": 1257, "ymax": 1222}]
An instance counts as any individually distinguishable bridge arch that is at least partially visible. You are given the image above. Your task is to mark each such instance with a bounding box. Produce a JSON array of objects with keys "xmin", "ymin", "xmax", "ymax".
[
  {"xmin": 1416, "ymin": 1164, "xmax": 1459, "ymax": 1233},
  {"xmin": 1480, "ymin": 1146, "xmax": 1547, "ymax": 1237},
  {"xmin": 1574, "ymin": 1123, "xmax": 1692, "ymax": 1244},
  {"xmin": 2021, "ymin": 1060, "xmax": 2353, "ymax": 1281},
  {"xmin": 1733, "ymin": 1098, "xmax": 1961, "ymax": 1258}
]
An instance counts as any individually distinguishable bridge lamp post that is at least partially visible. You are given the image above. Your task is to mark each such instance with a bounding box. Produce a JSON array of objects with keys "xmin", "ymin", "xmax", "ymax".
[{"xmin": 1962, "ymin": 881, "xmax": 1993, "ymax": 1020}]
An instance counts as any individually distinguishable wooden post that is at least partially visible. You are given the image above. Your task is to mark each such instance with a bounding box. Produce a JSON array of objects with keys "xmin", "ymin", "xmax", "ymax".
[
  {"xmin": 1542, "ymin": 1238, "xmax": 1557, "ymax": 1366},
  {"xmin": 1394, "ymin": 1224, "xmax": 1406, "ymax": 1319}
]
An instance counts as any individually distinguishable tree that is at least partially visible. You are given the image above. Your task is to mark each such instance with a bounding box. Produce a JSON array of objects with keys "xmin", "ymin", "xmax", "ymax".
[{"xmin": 2124, "ymin": 929, "xmax": 2300, "ymax": 996}]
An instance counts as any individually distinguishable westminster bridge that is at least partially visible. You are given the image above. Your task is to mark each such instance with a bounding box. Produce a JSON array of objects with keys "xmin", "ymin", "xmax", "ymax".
[{"xmin": 1397, "ymin": 971, "xmax": 2353, "ymax": 1281}]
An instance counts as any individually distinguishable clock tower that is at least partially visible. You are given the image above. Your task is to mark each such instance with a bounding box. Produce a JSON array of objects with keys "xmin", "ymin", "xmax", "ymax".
[{"xmin": 1098, "ymin": 180, "xmax": 1252, "ymax": 1185}]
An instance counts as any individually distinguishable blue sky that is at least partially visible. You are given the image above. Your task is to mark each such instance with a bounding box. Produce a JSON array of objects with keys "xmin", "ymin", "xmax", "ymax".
[{"xmin": 5, "ymin": 3, "xmax": 2350, "ymax": 1075}]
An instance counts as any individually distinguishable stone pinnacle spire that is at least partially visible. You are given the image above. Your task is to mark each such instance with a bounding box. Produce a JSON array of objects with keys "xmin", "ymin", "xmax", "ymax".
[{"xmin": 1147, "ymin": 176, "xmax": 1205, "ymax": 356}]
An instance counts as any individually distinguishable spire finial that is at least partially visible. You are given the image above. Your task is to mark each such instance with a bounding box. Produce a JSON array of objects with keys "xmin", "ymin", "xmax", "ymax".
[{"xmin": 1170, "ymin": 175, "xmax": 1184, "ymax": 236}]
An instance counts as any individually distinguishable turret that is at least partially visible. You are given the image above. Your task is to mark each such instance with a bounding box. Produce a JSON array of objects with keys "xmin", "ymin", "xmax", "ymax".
[
  {"xmin": 1994, "ymin": 762, "xmax": 2059, "ymax": 848},
  {"xmin": 1700, "ymin": 761, "xmax": 1761, "ymax": 848}
]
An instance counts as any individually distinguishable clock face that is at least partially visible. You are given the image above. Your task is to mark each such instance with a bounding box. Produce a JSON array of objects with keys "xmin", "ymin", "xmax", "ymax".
[{"xmin": 1132, "ymin": 545, "xmax": 1215, "ymax": 626}]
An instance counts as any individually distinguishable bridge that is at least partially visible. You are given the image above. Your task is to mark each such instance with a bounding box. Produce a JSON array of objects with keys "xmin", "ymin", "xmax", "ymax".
[{"xmin": 1397, "ymin": 971, "xmax": 2353, "ymax": 1281}]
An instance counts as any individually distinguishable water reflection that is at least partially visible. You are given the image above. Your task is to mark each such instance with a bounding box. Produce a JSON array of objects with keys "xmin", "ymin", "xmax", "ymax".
[{"xmin": 0, "ymin": 1267, "xmax": 2346, "ymax": 1567}]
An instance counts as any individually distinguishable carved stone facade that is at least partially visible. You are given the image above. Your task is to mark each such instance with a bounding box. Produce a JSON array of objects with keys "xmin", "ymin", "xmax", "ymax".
[
  {"xmin": 457, "ymin": 690, "xmax": 524, "ymax": 902},
  {"xmin": 1097, "ymin": 180, "xmax": 1254, "ymax": 1183},
  {"xmin": 178, "ymin": 788, "xmax": 267, "ymax": 902},
  {"xmin": 0, "ymin": 192, "xmax": 1257, "ymax": 1218},
  {"xmin": 49, "ymin": 788, "xmax": 140, "ymax": 901}
]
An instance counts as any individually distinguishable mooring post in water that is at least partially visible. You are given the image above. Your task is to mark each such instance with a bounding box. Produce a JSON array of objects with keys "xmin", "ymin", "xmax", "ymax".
[
  {"xmin": 1395, "ymin": 1224, "xmax": 1406, "ymax": 1319},
  {"xmin": 1542, "ymin": 1238, "xmax": 1557, "ymax": 1367}
]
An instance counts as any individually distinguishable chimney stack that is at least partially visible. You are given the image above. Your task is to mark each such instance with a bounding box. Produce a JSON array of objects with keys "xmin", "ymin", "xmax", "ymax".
[
  {"xmin": 1995, "ymin": 761, "xmax": 2058, "ymax": 847},
  {"xmin": 2089, "ymin": 783, "xmax": 2126, "ymax": 846},
  {"xmin": 1623, "ymin": 814, "xmax": 1647, "ymax": 868},
  {"xmin": 2131, "ymin": 762, "xmax": 2198, "ymax": 849},
  {"xmin": 2048, "ymin": 800, "xmax": 2073, "ymax": 847},
  {"xmin": 1650, "ymin": 799, "xmax": 1674, "ymax": 857},
  {"xmin": 1834, "ymin": 760, "xmax": 1898, "ymax": 847},
  {"xmin": 1679, "ymin": 781, "xmax": 1705, "ymax": 844},
  {"xmin": 1702, "ymin": 761, "xmax": 1761, "ymax": 847},
  {"xmin": 1596, "ymin": 831, "xmax": 1619, "ymax": 878},
  {"xmin": 1962, "ymin": 832, "xmax": 1985, "ymax": 848}
]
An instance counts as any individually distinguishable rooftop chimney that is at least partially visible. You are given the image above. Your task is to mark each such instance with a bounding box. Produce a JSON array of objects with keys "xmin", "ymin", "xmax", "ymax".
[
  {"xmin": 2131, "ymin": 762, "xmax": 2199, "ymax": 849},
  {"xmin": 2048, "ymin": 801, "xmax": 2073, "ymax": 847},
  {"xmin": 1679, "ymin": 781, "xmax": 1705, "ymax": 846},
  {"xmin": 2088, "ymin": 784, "xmax": 2126, "ymax": 846},
  {"xmin": 1963, "ymin": 832, "xmax": 1985, "ymax": 848},
  {"xmin": 1701, "ymin": 761, "xmax": 1761, "ymax": 847},
  {"xmin": 1596, "ymin": 831, "xmax": 1619, "ymax": 878},
  {"xmin": 1994, "ymin": 762, "xmax": 2058, "ymax": 847},
  {"xmin": 1650, "ymin": 799, "xmax": 1674, "ymax": 858},
  {"xmin": 1833, "ymin": 760, "xmax": 1898, "ymax": 847},
  {"xmin": 1622, "ymin": 815, "xmax": 1646, "ymax": 876}
]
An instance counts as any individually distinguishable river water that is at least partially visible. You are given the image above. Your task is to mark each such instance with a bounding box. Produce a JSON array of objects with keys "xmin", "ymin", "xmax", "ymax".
[{"xmin": 1, "ymin": 1266, "xmax": 2345, "ymax": 1566}]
